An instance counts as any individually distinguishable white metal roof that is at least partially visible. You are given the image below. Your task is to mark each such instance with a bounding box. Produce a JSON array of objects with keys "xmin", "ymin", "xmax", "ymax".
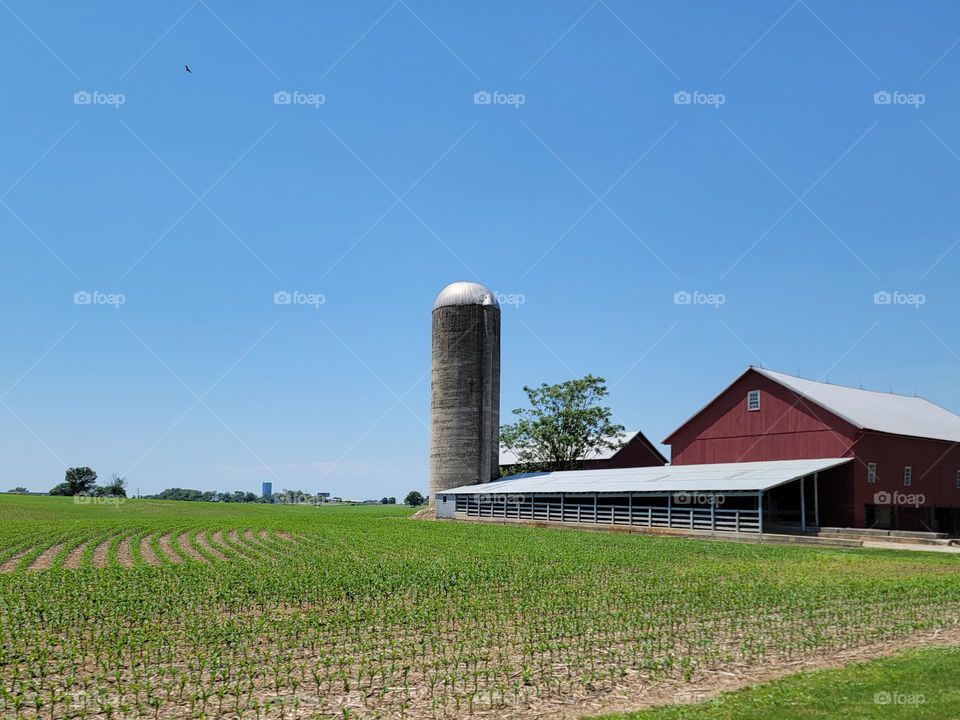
[
  {"xmin": 439, "ymin": 457, "xmax": 852, "ymax": 496},
  {"xmin": 753, "ymin": 368, "xmax": 960, "ymax": 443},
  {"xmin": 433, "ymin": 281, "xmax": 498, "ymax": 310},
  {"xmin": 499, "ymin": 430, "xmax": 640, "ymax": 465}
]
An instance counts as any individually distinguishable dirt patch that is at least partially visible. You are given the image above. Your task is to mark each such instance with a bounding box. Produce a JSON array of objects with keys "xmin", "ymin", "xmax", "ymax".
[
  {"xmin": 139, "ymin": 536, "xmax": 160, "ymax": 566},
  {"xmin": 91, "ymin": 539, "xmax": 111, "ymax": 568},
  {"xmin": 115, "ymin": 537, "xmax": 134, "ymax": 568},
  {"xmin": 410, "ymin": 506, "xmax": 436, "ymax": 520},
  {"xmin": 177, "ymin": 533, "xmax": 207, "ymax": 563},
  {"xmin": 0, "ymin": 547, "xmax": 34, "ymax": 573},
  {"xmin": 157, "ymin": 534, "xmax": 183, "ymax": 564},
  {"xmin": 26, "ymin": 543, "xmax": 66, "ymax": 571},
  {"xmin": 62, "ymin": 541, "xmax": 89, "ymax": 570},
  {"xmin": 224, "ymin": 530, "xmax": 257, "ymax": 560},
  {"xmin": 194, "ymin": 532, "xmax": 228, "ymax": 561}
]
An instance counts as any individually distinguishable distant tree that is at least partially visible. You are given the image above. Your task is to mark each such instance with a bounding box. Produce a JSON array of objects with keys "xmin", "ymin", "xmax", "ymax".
[
  {"xmin": 499, "ymin": 375, "xmax": 625, "ymax": 473},
  {"xmin": 104, "ymin": 474, "xmax": 127, "ymax": 498},
  {"xmin": 62, "ymin": 467, "xmax": 98, "ymax": 496},
  {"xmin": 8, "ymin": 487, "xmax": 27, "ymax": 494},
  {"xmin": 380, "ymin": 497, "xmax": 390, "ymax": 505},
  {"xmin": 243, "ymin": 492, "xmax": 257, "ymax": 503},
  {"xmin": 388, "ymin": 497, "xmax": 396, "ymax": 504},
  {"xmin": 404, "ymin": 491, "xmax": 425, "ymax": 507},
  {"xmin": 49, "ymin": 482, "xmax": 72, "ymax": 496}
]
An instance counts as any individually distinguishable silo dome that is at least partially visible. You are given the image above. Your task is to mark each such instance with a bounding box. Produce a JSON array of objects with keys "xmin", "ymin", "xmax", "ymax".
[{"xmin": 433, "ymin": 281, "xmax": 499, "ymax": 311}]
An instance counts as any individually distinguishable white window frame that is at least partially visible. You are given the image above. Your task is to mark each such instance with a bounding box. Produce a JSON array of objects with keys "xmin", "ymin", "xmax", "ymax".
[
  {"xmin": 747, "ymin": 390, "xmax": 761, "ymax": 412},
  {"xmin": 904, "ymin": 466, "xmax": 912, "ymax": 487},
  {"xmin": 867, "ymin": 463, "xmax": 877, "ymax": 484}
]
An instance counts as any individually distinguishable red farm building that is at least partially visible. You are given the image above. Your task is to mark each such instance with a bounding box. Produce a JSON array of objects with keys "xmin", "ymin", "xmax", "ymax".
[
  {"xmin": 499, "ymin": 430, "xmax": 666, "ymax": 474},
  {"xmin": 664, "ymin": 367, "xmax": 960, "ymax": 534}
]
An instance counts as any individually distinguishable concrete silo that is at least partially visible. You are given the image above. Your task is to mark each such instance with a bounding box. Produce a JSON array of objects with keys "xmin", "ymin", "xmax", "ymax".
[{"xmin": 429, "ymin": 281, "xmax": 500, "ymax": 502}]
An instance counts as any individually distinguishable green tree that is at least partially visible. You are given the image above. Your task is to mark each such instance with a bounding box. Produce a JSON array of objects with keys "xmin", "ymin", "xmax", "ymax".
[
  {"xmin": 404, "ymin": 491, "xmax": 425, "ymax": 507},
  {"xmin": 499, "ymin": 375, "xmax": 625, "ymax": 473},
  {"xmin": 104, "ymin": 474, "xmax": 127, "ymax": 498},
  {"xmin": 8, "ymin": 487, "xmax": 27, "ymax": 493},
  {"xmin": 60, "ymin": 467, "xmax": 98, "ymax": 496}
]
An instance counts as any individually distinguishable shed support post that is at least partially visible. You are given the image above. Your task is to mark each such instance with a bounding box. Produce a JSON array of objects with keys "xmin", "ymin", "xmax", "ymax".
[
  {"xmin": 711, "ymin": 493, "xmax": 716, "ymax": 535},
  {"xmin": 594, "ymin": 493, "xmax": 598, "ymax": 524},
  {"xmin": 629, "ymin": 493, "xmax": 633, "ymax": 526},
  {"xmin": 667, "ymin": 492, "xmax": 672, "ymax": 528},
  {"xmin": 758, "ymin": 491, "xmax": 764, "ymax": 540},
  {"xmin": 560, "ymin": 494, "xmax": 564, "ymax": 523},
  {"xmin": 800, "ymin": 475, "xmax": 807, "ymax": 533},
  {"xmin": 813, "ymin": 472, "xmax": 819, "ymax": 530}
]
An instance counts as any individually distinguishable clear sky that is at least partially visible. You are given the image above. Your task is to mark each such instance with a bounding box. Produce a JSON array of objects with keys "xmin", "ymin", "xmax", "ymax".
[{"xmin": 2, "ymin": 1, "xmax": 959, "ymax": 498}]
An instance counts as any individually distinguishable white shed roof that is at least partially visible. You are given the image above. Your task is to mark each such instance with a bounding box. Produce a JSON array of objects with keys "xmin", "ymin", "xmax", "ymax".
[
  {"xmin": 753, "ymin": 368, "xmax": 960, "ymax": 443},
  {"xmin": 439, "ymin": 457, "xmax": 851, "ymax": 496},
  {"xmin": 499, "ymin": 430, "xmax": 640, "ymax": 465}
]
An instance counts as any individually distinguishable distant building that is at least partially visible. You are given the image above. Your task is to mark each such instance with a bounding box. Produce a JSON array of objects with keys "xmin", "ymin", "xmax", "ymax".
[
  {"xmin": 498, "ymin": 430, "xmax": 666, "ymax": 474},
  {"xmin": 261, "ymin": 481, "xmax": 272, "ymax": 499}
]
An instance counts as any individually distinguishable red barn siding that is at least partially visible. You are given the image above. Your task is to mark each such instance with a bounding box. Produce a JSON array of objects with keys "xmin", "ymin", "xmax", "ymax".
[
  {"xmin": 668, "ymin": 371, "xmax": 858, "ymax": 465},
  {"xmin": 581, "ymin": 433, "xmax": 666, "ymax": 469}
]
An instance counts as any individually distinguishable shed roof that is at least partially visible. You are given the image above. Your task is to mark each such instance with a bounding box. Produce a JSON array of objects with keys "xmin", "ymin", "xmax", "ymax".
[{"xmin": 439, "ymin": 457, "xmax": 851, "ymax": 496}]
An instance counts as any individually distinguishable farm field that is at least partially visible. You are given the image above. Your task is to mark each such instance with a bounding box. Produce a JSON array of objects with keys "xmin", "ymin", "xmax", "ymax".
[{"xmin": 0, "ymin": 496, "xmax": 959, "ymax": 719}]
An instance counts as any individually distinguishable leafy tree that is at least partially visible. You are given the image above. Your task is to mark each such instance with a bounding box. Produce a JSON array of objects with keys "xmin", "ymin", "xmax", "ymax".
[
  {"xmin": 104, "ymin": 474, "xmax": 127, "ymax": 498},
  {"xmin": 63, "ymin": 467, "xmax": 98, "ymax": 495},
  {"xmin": 388, "ymin": 497, "xmax": 396, "ymax": 504},
  {"xmin": 49, "ymin": 482, "xmax": 72, "ymax": 496},
  {"xmin": 499, "ymin": 375, "xmax": 625, "ymax": 473},
  {"xmin": 8, "ymin": 487, "xmax": 27, "ymax": 493},
  {"xmin": 380, "ymin": 497, "xmax": 390, "ymax": 505},
  {"xmin": 404, "ymin": 491, "xmax": 425, "ymax": 507}
]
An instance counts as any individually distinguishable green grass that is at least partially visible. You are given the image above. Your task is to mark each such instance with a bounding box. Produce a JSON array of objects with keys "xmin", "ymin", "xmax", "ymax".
[
  {"xmin": 0, "ymin": 494, "xmax": 958, "ymax": 719},
  {"xmin": 598, "ymin": 646, "xmax": 960, "ymax": 719}
]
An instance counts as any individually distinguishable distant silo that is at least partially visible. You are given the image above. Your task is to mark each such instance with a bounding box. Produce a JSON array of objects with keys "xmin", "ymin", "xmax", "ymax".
[
  {"xmin": 262, "ymin": 481, "xmax": 272, "ymax": 499},
  {"xmin": 429, "ymin": 281, "xmax": 501, "ymax": 502}
]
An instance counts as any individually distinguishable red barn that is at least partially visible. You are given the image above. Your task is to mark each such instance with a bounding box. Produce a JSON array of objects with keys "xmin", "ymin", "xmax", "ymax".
[
  {"xmin": 664, "ymin": 367, "xmax": 960, "ymax": 533},
  {"xmin": 499, "ymin": 430, "xmax": 666, "ymax": 474}
]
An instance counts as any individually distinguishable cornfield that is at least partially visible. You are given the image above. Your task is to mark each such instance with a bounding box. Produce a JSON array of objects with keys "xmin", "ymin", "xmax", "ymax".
[{"xmin": 1, "ymin": 496, "xmax": 958, "ymax": 719}]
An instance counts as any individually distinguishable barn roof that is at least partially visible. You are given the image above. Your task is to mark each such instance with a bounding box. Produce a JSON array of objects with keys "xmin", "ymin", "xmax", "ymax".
[
  {"xmin": 753, "ymin": 368, "xmax": 960, "ymax": 443},
  {"xmin": 498, "ymin": 430, "xmax": 665, "ymax": 466},
  {"xmin": 664, "ymin": 367, "xmax": 960, "ymax": 445},
  {"xmin": 440, "ymin": 457, "xmax": 851, "ymax": 496}
]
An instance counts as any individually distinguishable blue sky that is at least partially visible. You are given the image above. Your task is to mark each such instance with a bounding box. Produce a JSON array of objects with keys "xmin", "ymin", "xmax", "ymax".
[{"xmin": 2, "ymin": 1, "xmax": 959, "ymax": 498}]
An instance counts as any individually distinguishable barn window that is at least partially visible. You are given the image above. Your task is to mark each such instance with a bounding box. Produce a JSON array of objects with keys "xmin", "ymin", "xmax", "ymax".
[
  {"xmin": 747, "ymin": 390, "xmax": 761, "ymax": 412},
  {"xmin": 867, "ymin": 463, "xmax": 877, "ymax": 483},
  {"xmin": 904, "ymin": 466, "xmax": 912, "ymax": 487}
]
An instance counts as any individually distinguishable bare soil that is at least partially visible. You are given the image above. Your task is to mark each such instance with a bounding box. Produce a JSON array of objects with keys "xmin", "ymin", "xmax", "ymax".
[
  {"xmin": 115, "ymin": 536, "xmax": 134, "ymax": 568},
  {"xmin": 194, "ymin": 531, "xmax": 228, "ymax": 561},
  {"xmin": 0, "ymin": 547, "xmax": 34, "ymax": 573},
  {"xmin": 91, "ymin": 538, "xmax": 111, "ymax": 568},
  {"xmin": 157, "ymin": 534, "xmax": 183, "ymax": 564},
  {"xmin": 177, "ymin": 533, "xmax": 207, "ymax": 562},
  {"xmin": 26, "ymin": 543, "xmax": 66, "ymax": 571},
  {"xmin": 139, "ymin": 536, "xmax": 160, "ymax": 565},
  {"xmin": 62, "ymin": 541, "xmax": 89, "ymax": 569}
]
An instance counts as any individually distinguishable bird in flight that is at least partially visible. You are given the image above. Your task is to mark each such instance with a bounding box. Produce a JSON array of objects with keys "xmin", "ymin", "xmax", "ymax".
[{"xmin": 185, "ymin": 65, "xmax": 192, "ymax": 74}]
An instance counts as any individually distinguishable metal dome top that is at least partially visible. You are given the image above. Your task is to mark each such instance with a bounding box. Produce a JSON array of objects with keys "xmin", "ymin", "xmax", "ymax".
[{"xmin": 433, "ymin": 281, "xmax": 499, "ymax": 311}]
